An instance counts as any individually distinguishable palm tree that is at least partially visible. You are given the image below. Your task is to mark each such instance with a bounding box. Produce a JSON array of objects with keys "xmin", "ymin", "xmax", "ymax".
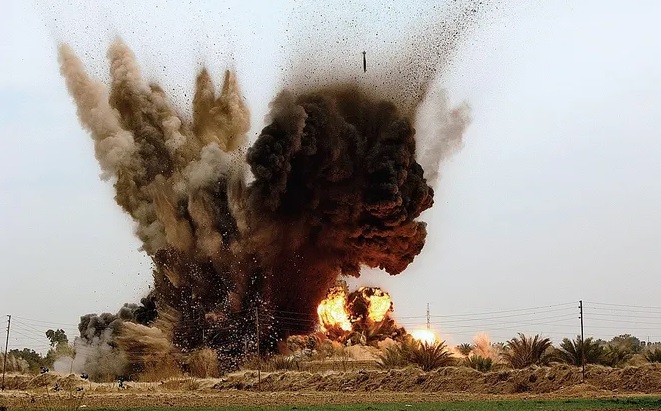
[
  {"xmin": 410, "ymin": 340, "xmax": 455, "ymax": 371},
  {"xmin": 377, "ymin": 345, "xmax": 410, "ymax": 369},
  {"xmin": 378, "ymin": 338, "xmax": 455, "ymax": 371},
  {"xmin": 501, "ymin": 333, "xmax": 553, "ymax": 369},
  {"xmin": 556, "ymin": 336, "xmax": 605, "ymax": 366},
  {"xmin": 465, "ymin": 355, "xmax": 494, "ymax": 372},
  {"xmin": 601, "ymin": 344, "xmax": 633, "ymax": 367}
]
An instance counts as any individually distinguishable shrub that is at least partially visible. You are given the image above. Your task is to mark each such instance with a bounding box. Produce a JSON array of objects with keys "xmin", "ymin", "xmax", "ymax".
[
  {"xmin": 265, "ymin": 355, "xmax": 298, "ymax": 371},
  {"xmin": 377, "ymin": 345, "xmax": 409, "ymax": 369},
  {"xmin": 609, "ymin": 334, "xmax": 643, "ymax": 354},
  {"xmin": 188, "ymin": 348, "xmax": 220, "ymax": 378},
  {"xmin": 501, "ymin": 333, "xmax": 553, "ymax": 369},
  {"xmin": 644, "ymin": 348, "xmax": 661, "ymax": 363},
  {"xmin": 457, "ymin": 343, "xmax": 474, "ymax": 357},
  {"xmin": 465, "ymin": 355, "xmax": 494, "ymax": 372}
]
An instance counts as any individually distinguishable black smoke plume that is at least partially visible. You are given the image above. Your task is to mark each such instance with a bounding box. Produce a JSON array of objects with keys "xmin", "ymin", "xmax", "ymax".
[{"xmin": 245, "ymin": 88, "xmax": 433, "ymax": 324}]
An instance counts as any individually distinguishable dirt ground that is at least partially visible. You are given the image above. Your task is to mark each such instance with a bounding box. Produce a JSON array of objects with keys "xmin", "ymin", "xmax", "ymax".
[{"xmin": 2, "ymin": 363, "xmax": 661, "ymax": 408}]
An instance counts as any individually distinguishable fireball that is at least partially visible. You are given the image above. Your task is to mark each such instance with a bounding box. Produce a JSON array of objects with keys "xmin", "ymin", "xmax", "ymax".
[
  {"xmin": 317, "ymin": 287, "xmax": 351, "ymax": 331},
  {"xmin": 317, "ymin": 285, "xmax": 400, "ymax": 340},
  {"xmin": 360, "ymin": 287, "xmax": 392, "ymax": 322},
  {"xmin": 411, "ymin": 329, "xmax": 437, "ymax": 345}
]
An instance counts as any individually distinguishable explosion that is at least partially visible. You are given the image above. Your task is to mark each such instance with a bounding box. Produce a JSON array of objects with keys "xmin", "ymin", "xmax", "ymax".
[
  {"xmin": 411, "ymin": 329, "xmax": 437, "ymax": 346},
  {"xmin": 317, "ymin": 286, "xmax": 394, "ymax": 333},
  {"xmin": 57, "ymin": 1, "xmax": 480, "ymax": 377},
  {"xmin": 317, "ymin": 287, "xmax": 352, "ymax": 332},
  {"xmin": 314, "ymin": 284, "xmax": 403, "ymax": 347},
  {"xmin": 358, "ymin": 287, "xmax": 392, "ymax": 323},
  {"xmin": 59, "ymin": 41, "xmax": 441, "ymax": 371}
]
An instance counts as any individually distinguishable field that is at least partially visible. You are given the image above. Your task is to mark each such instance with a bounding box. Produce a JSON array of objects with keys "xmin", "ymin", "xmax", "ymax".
[
  {"xmin": 3, "ymin": 398, "xmax": 660, "ymax": 411},
  {"xmin": 3, "ymin": 363, "xmax": 661, "ymax": 410}
]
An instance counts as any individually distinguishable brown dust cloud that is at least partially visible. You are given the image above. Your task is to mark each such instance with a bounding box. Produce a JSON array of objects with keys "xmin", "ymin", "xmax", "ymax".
[{"xmin": 56, "ymin": 1, "xmax": 486, "ymax": 378}]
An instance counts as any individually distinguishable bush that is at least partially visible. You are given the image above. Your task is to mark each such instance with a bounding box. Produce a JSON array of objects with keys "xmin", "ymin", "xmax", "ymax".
[
  {"xmin": 644, "ymin": 348, "xmax": 661, "ymax": 363},
  {"xmin": 377, "ymin": 345, "xmax": 410, "ymax": 369},
  {"xmin": 609, "ymin": 334, "xmax": 643, "ymax": 354},
  {"xmin": 457, "ymin": 343, "xmax": 474, "ymax": 357},
  {"xmin": 0, "ymin": 352, "xmax": 29, "ymax": 373},
  {"xmin": 265, "ymin": 355, "xmax": 298, "ymax": 371},
  {"xmin": 501, "ymin": 333, "xmax": 553, "ymax": 369},
  {"xmin": 465, "ymin": 355, "xmax": 494, "ymax": 372},
  {"xmin": 188, "ymin": 348, "xmax": 220, "ymax": 378}
]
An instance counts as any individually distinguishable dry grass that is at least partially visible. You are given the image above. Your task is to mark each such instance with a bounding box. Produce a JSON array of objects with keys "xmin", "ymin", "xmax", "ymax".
[
  {"xmin": 139, "ymin": 354, "xmax": 183, "ymax": 381},
  {"xmin": 187, "ymin": 348, "xmax": 220, "ymax": 378}
]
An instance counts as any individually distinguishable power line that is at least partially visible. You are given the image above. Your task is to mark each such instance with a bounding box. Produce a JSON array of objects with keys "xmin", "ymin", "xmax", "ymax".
[
  {"xmin": 11, "ymin": 316, "xmax": 79, "ymax": 327},
  {"xmin": 585, "ymin": 301, "xmax": 661, "ymax": 311}
]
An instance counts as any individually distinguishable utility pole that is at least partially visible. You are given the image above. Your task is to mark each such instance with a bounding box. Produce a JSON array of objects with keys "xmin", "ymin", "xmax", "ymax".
[
  {"xmin": 426, "ymin": 303, "xmax": 430, "ymax": 330},
  {"xmin": 2, "ymin": 315, "xmax": 11, "ymax": 391},
  {"xmin": 255, "ymin": 307, "xmax": 261, "ymax": 390},
  {"xmin": 579, "ymin": 300, "xmax": 585, "ymax": 382}
]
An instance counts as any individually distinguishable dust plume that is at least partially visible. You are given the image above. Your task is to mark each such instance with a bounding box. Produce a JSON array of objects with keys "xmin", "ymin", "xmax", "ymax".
[
  {"xmin": 472, "ymin": 332, "xmax": 497, "ymax": 359},
  {"xmin": 59, "ymin": 1, "xmax": 483, "ymax": 376}
]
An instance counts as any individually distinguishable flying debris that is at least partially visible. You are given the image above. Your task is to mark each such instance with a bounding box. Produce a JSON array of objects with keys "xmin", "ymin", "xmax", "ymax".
[
  {"xmin": 59, "ymin": 40, "xmax": 437, "ymax": 371},
  {"xmin": 58, "ymin": 0, "xmax": 482, "ymax": 376}
]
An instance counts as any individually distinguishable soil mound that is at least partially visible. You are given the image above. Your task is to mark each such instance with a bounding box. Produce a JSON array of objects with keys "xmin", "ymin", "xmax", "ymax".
[
  {"xmin": 213, "ymin": 363, "xmax": 661, "ymax": 394},
  {"xmin": 2, "ymin": 373, "xmax": 86, "ymax": 391}
]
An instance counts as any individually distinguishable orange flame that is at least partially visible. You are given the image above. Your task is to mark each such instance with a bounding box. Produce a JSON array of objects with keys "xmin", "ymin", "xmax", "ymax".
[
  {"xmin": 317, "ymin": 287, "xmax": 351, "ymax": 331},
  {"xmin": 360, "ymin": 287, "xmax": 392, "ymax": 322}
]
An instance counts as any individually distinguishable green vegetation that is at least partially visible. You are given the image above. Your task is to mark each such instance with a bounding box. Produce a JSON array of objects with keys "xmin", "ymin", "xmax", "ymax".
[
  {"xmin": 609, "ymin": 334, "xmax": 643, "ymax": 354},
  {"xmin": 3, "ymin": 329, "xmax": 74, "ymax": 373},
  {"xmin": 32, "ymin": 397, "xmax": 661, "ymax": 411},
  {"xmin": 377, "ymin": 338, "xmax": 454, "ymax": 371},
  {"xmin": 6, "ymin": 321, "xmax": 658, "ymax": 378},
  {"xmin": 376, "ymin": 345, "xmax": 410, "ymax": 369},
  {"xmin": 409, "ymin": 340, "xmax": 454, "ymax": 371},
  {"xmin": 45, "ymin": 328, "xmax": 69, "ymax": 347},
  {"xmin": 644, "ymin": 347, "xmax": 661, "ymax": 363},
  {"xmin": 464, "ymin": 354, "xmax": 494, "ymax": 372},
  {"xmin": 501, "ymin": 333, "xmax": 553, "ymax": 369},
  {"xmin": 7, "ymin": 348, "xmax": 44, "ymax": 373},
  {"xmin": 555, "ymin": 336, "xmax": 605, "ymax": 366},
  {"xmin": 456, "ymin": 343, "xmax": 474, "ymax": 357},
  {"xmin": 601, "ymin": 344, "xmax": 634, "ymax": 368}
]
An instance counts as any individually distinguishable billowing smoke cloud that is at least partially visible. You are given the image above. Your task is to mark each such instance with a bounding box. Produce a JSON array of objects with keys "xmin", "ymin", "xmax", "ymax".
[
  {"xmin": 59, "ymin": 1, "xmax": 481, "ymax": 375},
  {"xmin": 242, "ymin": 86, "xmax": 434, "ymax": 326},
  {"xmin": 55, "ymin": 300, "xmax": 159, "ymax": 380}
]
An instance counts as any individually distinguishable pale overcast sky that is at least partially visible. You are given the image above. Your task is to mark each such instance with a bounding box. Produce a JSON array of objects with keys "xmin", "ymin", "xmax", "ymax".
[{"xmin": 1, "ymin": 1, "xmax": 661, "ymax": 351}]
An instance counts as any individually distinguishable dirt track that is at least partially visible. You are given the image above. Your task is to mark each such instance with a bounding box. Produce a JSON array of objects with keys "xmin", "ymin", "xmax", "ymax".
[{"xmin": 2, "ymin": 363, "xmax": 661, "ymax": 408}]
